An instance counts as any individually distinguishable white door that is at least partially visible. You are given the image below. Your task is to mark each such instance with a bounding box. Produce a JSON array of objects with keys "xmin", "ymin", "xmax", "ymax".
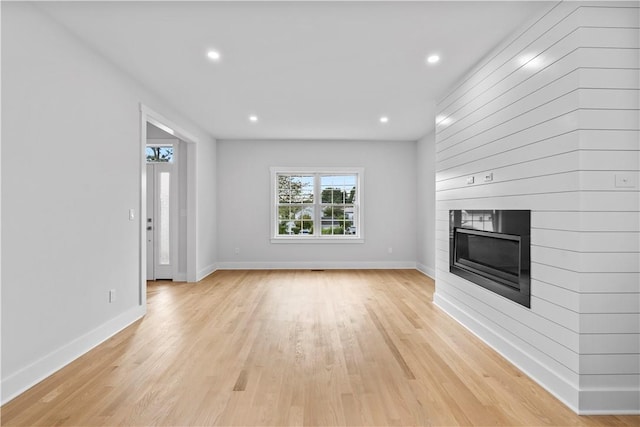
[{"xmin": 146, "ymin": 163, "xmax": 173, "ymax": 280}]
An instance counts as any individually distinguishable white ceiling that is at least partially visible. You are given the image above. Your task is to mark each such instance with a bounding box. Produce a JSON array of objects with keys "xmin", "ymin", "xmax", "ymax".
[{"xmin": 37, "ymin": 1, "xmax": 554, "ymax": 141}]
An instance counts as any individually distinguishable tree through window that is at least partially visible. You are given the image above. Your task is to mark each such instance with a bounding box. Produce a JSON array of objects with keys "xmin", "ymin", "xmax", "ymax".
[{"xmin": 146, "ymin": 146, "xmax": 174, "ymax": 162}]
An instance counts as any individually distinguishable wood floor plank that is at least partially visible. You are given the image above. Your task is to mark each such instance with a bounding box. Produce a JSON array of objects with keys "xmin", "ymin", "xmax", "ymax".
[{"xmin": 1, "ymin": 269, "xmax": 638, "ymax": 426}]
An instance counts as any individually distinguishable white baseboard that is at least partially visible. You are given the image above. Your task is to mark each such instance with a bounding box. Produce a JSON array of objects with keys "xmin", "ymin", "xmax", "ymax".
[
  {"xmin": 1, "ymin": 305, "xmax": 145, "ymax": 405},
  {"xmin": 579, "ymin": 389, "xmax": 640, "ymax": 415},
  {"xmin": 215, "ymin": 261, "xmax": 417, "ymax": 270},
  {"xmin": 433, "ymin": 291, "xmax": 581, "ymax": 413},
  {"xmin": 196, "ymin": 263, "xmax": 217, "ymax": 281},
  {"xmin": 416, "ymin": 263, "xmax": 436, "ymax": 279}
]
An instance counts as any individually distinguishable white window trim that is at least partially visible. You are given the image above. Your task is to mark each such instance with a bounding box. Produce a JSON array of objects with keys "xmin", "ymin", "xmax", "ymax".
[{"xmin": 270, "ymin": 167, "xmax": 364, "ymax": 244}]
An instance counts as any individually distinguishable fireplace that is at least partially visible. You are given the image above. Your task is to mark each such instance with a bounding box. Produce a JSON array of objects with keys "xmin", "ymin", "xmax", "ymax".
[{"xmin": 449, "ymin": 210, "xmax": 531, "ymax": 308}]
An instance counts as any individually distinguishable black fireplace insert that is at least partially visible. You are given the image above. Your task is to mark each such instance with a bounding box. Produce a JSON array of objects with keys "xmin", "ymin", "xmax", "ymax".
[{"xmin": 449, "ymin": 210, "xmax": 531, "ymax": 308}]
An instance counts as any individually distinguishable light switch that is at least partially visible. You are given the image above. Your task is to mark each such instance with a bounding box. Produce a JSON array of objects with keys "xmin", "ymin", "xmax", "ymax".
[
  {"xmin": 466, "ymin": 176, "xmax": 475, "ymax": 185},
  {"xmin": 129, "ymin": 209, "xmax": 135, "ymax": 221},
  {"xmin": 484, "ymin": 172, "xmax": 493, "ymax": 182}
]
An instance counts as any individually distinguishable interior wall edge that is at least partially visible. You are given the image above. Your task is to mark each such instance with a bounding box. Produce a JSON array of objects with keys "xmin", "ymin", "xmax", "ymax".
[
  {"xmin": 197, "ymin": 263, "xmax": 218, "ymax": 282},
  {"xmin": 416, "ymin": 263, "xmax": 436, "ymax": 280}
]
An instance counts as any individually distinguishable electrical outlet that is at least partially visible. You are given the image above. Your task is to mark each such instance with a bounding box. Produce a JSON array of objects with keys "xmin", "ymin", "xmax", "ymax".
[
  {"xmin": 388, "ymin": 247, "xmax": 393, "ymax": 254},
  {"xmin": 234, "ymin": 247, "xmax": 240, "ymax": 255},
  {"xmin": 466, "ymin": 176, "xmax": 475, "ymax": 185},
  {"xmin": 484, "ymin": 172, "xmax": 493, "ymax": 182},
  {"xmin": 109, "ymin": 289, "xmax": 116, "ymax": 303}
]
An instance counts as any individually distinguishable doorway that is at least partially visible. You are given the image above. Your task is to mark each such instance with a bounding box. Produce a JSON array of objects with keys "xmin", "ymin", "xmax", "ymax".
[
  {"xmin": 146, "ymin": 160, "xmax": 174, "ymax": 280},
  {"xmin": 139, "ymin": 104, "xmax": 199, "ymax": 304}
]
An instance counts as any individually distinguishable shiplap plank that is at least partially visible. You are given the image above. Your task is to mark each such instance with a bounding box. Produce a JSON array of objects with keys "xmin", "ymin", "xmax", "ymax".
[
  {"xmin": 579, "ymin": 129, "xmax": 640, "ymax": 150},
  {"xmin": 580, "ymin": 374, "xmax": 640, "ymax": 390},
  {"xmin": 532, "ymin": 246, "xmax": 639, "ymax": 272},
  {"xmin": 580, "ymin": 313, "xmax": 640, "ymax": 333},
  {"xmin": 580, "ymin": 334, "xmax": 640, "ymax": 355},
  {"xmin": 579, "ymin": 27, "xmax": 640, "ymax": 49},
  {"xmin": 577, "ymin": 46, "xmax": 640, "ymax": 69},
  {"xmin": 579, "ymin": 88, "xmax": 640, "ymax": 110},
  {"xmin": 580, "ymin": 354, "xmax": 640, "ymax": 375},
  {"xmin": 579, "ymin": 271, "xmax": 640, "ymax": 293},
  {"xmin": 439, "ymin": 192, "xmax": 581, "ymax": 211},
  {"xmin": 532, "ymin": 211, "xmax": 640, "ymax": 232},
  {"xmin": 579, "ymin": 68, "xmax": 640, "ymax": 91},
  {"xmin": 439, "ymin": 192, "xmax": 637, "ymax": 211},
  {"xmin": 580, "ymin": 150, "xmax": 640, "ymax": 170},
  {"xmin": 532, "ymin": 228, "xmax": 640, "ymax": 252},
  {"xmin": 579, "ymin": 5, "xmax": 640, "ymax": 27},
  {"xmin": 580, "ymin": 292, "xmax": 640, "ymax": 314},
  {"xmin": 578, "ymin": 191, "xmax": 639, "ymax": 211}
]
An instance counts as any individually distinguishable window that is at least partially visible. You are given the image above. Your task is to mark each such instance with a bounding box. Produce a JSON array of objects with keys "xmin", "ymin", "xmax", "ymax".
[
  {"xmin": 146, "ymin": 145, "xmax": 174, "ymax": 162},
  {"xmin": 271, "ymin": 168, "xmax": 363, "ymax": 241}
]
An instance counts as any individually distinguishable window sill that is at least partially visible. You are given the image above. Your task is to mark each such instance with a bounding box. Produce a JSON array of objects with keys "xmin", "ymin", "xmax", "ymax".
[{"xmin": 271, "ymin": 236, "xmax": 364, "ymax": 244}]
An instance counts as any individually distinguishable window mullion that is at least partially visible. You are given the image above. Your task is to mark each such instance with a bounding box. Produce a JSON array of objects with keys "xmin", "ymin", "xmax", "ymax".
[{"xmin": 314, "ymin": 173, "xmax": 320, "ymax": 237}]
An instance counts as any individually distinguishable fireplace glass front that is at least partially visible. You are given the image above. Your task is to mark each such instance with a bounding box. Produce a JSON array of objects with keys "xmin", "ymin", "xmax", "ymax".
[{"xmin": 449, "ymin": 210, "xmax": 530, "ymax": 308}]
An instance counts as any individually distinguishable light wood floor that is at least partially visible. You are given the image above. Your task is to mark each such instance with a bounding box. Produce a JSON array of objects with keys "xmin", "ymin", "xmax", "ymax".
[{"xmin": 2, "ymin": 270, "xmax": 638, "ymax": 426}]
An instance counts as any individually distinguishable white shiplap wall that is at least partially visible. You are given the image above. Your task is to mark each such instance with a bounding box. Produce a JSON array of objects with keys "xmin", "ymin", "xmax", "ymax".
[{"xmin": 434, "ymin": 1, "xmax": 639, "ymax": 414}]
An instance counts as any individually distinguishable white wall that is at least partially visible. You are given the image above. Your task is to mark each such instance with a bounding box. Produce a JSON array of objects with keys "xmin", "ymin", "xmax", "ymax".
[
  {"xmin": 416, "ymin": 131, "xmax": 436, "ymax": 278},
  {"xmin": 1, "ymin": 3, "xmax": 217, "ymax": 403},
  {"xmin": 216, "ymin": 139, "xmax": 416, "ymax": 269},
  {"xmin": 196, "ymin": 136, "xmax": 218, "ymax": 280},
  {"xmin": 434, "ymin": 1, "xmax": 639, "ymax": 414}
]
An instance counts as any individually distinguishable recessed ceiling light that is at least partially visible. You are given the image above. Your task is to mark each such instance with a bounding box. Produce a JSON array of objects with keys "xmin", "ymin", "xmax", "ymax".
[
  {"xmin": 426, "ymin": 54, "xmax": 440, "ymax": 64},
  {"xmin": 379, "ymin": 116, "xmax": 389, "ymax": 124},
  {"xmin": 207, "ymin": 50, "xmax": 221, "ymax": 61},
  {"xmin": 249, "ymin": 115, "xmax": 258, "ymax": 122}
]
